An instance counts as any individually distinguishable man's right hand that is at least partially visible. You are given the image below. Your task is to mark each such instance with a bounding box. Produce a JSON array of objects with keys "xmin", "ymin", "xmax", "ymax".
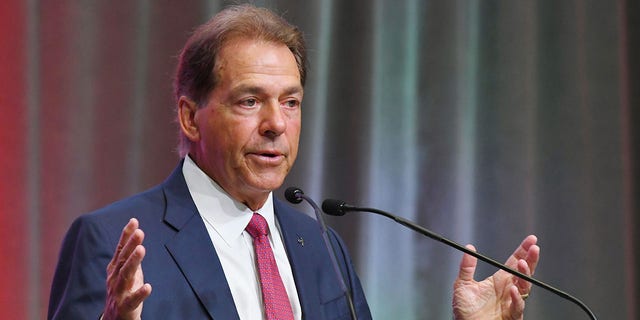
[{"xmin": 103, "ymin": 218, "xmax": 152, "ymax": 320}]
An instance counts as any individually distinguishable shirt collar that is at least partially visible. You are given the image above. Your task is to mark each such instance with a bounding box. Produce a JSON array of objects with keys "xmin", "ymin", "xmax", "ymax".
[{"xmin": 182, "ymin": 155, "xmax": 276, "ymax": 247}]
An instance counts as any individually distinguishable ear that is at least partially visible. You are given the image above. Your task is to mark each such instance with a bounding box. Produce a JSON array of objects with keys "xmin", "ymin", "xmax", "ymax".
[{"xmin": 178, "ymin": 96, "xmax": 200, "ymax": 142}]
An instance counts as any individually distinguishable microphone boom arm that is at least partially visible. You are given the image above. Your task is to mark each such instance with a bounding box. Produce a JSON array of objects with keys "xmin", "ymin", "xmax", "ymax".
[{"xmin": 336, "ymin": 203, "xmax": 598, "ymax": 320}]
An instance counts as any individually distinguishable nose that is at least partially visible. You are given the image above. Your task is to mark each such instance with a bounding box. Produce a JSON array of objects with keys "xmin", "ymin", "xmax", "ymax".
[{"xmin": 259, "ymin": 100, "xmax": 286, "ymax": 139}]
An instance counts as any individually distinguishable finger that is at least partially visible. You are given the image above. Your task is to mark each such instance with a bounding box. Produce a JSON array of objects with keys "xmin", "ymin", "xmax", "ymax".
[
  {"xmin": 512, "ymin": 235, "xmax": 537, "ymax": 260},
  {"xmin": 525, "ymin": 244, "xmax": 540, "ymax": 276},
  {"xmin": 108, "ymin": 219, "xmax": 139, "ymax": 271},
  {"xmin": 116, "ymin": 235, "xmax": 146, "ymax": 292},
  {"xmin": 505, "ymin": 235, "xmax": 538, "ymax": 267},
  {"xmin": 120, "ymin": 243, "xmax": 145, "ymax": 283},
  {"xmin": 515, "ymin": 259, "xmax": 532, "ymax": 295},
  {"xmin": 456, "ymin": 244, "xmax": 478, "ymax": 282},
  {"xmin": 508, "ymin": 285, "xmax": 525, "ymax": 318},
  {"xmin": 108, "ymin": 228, "xmax": 145, "ymax": 296},
  {"xmin": 122, "ymin": 283, "xmax": 152, "ymax": 310},
  {"xmin": 115, "ymin": 228, "xmax": 145, "ymax": 273}
]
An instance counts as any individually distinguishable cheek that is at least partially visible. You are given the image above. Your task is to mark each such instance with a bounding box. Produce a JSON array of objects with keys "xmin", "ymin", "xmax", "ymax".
[
  {"xmin": 287, "ymin": 123, "xmax": 301, "ymax": 158},
  {"xmin": 201, "ymin": 120, "xmax": 238, "ymax": 160},
  {"xmin": 220, "ymin": 122, "xmax": 255, "ymax": 159}
]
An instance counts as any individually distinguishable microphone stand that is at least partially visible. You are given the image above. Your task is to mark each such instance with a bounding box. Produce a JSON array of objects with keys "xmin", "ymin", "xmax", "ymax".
[
  {"xmin": 284, "ymin": 188, "xmax": 358, "ymax": 320},
  {"xmin": 324, "ymin": 200, "xmax": 598, "ymax": 320}
]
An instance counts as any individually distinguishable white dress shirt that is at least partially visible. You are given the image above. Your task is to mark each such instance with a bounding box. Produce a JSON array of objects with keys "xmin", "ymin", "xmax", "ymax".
[{"xmin": 182, "ymin": 156, "xmax": 302, "ymax": 320}]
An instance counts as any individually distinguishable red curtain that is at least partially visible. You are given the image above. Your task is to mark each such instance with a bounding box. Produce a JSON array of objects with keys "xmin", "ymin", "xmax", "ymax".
[{"xmin": 0, "ymin": 0, "xmax": 27, "ymax": 319}]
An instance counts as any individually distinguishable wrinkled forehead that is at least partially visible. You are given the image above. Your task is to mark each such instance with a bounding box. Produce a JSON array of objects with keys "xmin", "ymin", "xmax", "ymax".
[{"xmin": 213, "ymin": 37, "xmax": 302, "ymax": 85}]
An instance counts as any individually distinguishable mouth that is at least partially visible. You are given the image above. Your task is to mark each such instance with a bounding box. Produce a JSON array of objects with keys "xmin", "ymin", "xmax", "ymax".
[
  {"xmin": 259, "ymin": 151, "xmax": 281, "ymax": 158},
  {"xmin": 247, "ymin": 150, "xmax": 286, "ymax": 165}
]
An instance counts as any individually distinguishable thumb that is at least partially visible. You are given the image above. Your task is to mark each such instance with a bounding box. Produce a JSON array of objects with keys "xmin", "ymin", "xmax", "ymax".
[{"xmin": 457, "ymin": 244, "xmax": 478, "ymax": 282}]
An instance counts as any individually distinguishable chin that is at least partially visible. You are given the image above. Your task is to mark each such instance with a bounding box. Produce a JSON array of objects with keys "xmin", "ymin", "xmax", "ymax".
[{"xmin": 247, "ymin": 177, "xmax": 286, "ymax": 193}]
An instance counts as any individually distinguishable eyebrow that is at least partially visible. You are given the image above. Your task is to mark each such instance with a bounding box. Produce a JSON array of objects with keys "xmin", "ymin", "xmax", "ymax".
[
  {"xmin": 230, "ymin": 84, "xmax": 303, "ymax": 97},
  {"xmin": 283, "ymin": 86, "xmax": 304, "ymax": 97}
]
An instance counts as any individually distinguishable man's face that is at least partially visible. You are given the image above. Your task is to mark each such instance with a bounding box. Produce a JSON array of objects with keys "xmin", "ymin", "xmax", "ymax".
[{"xmin": 189, "ymin": 38, "xmax": 303, "ymax": 209}]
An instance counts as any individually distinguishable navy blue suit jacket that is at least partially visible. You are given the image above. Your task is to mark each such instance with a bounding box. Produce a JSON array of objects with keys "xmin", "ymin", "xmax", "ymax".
[{"xmin": 48, "ymin": 163, "xmax": 371, "ymax": 319}]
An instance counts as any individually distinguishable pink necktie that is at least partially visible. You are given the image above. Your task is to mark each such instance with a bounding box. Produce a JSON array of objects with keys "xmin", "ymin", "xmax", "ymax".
[{"xmin": 246, "ymin": 213, "xmax": 294, "ymax": 320}]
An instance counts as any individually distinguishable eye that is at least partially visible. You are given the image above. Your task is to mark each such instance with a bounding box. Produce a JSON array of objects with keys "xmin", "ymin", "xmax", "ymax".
[
  {"xmin": 240, "ymin": 98, "xmax": 258, "ymax": 108},
  {"xmin": 283, "ymin": 99, "xmax": 300, "ymax": 109}
]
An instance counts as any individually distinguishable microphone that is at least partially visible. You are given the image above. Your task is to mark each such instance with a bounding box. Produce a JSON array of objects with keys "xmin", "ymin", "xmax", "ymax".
[
  {"xmin": 322, "ymin": 199, "xmax": 598, "ymax": 320},
  {"xmin": 284, "ymin": 187, "xmax": 303, "ymax": 204},
  {"xmin": 284, "ymin": 187, "xmax": 357, "ymax": 320}
]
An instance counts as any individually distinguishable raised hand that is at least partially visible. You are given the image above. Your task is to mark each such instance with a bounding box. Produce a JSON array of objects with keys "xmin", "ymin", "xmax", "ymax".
[
  {"xmin": 103, "ymin": 218, "xmax": 152, "ymax": 320},
  {"xmin": 452, "ymin": 235, "xmax": 540, "ymax": 320}
]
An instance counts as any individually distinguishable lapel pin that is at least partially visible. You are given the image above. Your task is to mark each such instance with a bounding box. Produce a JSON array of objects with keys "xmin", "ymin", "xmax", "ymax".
[{"xmin": 297, "ymin": 235, "xmax": 304, "ymax": 247}]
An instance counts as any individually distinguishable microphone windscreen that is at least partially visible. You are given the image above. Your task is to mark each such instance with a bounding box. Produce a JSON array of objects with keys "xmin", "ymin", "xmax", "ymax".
[
  {"xmin": 284, "ymin": 187, "xmax": 304, "ymax": 204},
  {"xmin": 322, "ymin": 199, "xmax": 347, "ymax": 216}
]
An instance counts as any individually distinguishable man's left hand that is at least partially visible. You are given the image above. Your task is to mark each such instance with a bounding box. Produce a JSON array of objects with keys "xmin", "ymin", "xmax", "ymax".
[{"xmin": 452, "ymin": 235, "xmax": 540, "ymax": 320}]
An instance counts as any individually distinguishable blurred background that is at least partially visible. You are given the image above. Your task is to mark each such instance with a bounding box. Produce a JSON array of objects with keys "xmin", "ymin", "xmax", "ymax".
[{"xmin": 1, "ymin": 0, "xmax": 638, "ymax": 319}]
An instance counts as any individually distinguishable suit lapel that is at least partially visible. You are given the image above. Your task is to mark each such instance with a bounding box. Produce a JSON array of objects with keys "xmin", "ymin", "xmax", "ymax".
[
  {"xmin": 161, "ymin": 164, "xmax": 240, "ymax": 320},
  {"xmin": 157, "ymin": 165, "xmax": 344, "ymax": 319},
  {"xmin": 275, "ymin": 200, "xmax": 326, "ymax": 318}
]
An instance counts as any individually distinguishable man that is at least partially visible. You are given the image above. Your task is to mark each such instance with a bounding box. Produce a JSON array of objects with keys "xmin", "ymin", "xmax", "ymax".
[{"xmin": 48, "ymin": 4, "xmax": 539, "ymax": 320}]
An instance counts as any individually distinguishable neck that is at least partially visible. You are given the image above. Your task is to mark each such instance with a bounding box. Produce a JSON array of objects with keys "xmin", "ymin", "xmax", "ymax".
[
  {"xmin": 241, "ymin": 194, "xmax": 269, "ymax": 212},
  {"xmin": 186, "ymin": 153, "xmax": 272, "ymax": 212}
]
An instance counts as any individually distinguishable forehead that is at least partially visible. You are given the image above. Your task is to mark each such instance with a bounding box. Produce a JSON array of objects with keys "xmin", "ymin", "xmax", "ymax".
[{"xmin": 215, "ymin": 38, "xmax": 301, "ymax": 82}]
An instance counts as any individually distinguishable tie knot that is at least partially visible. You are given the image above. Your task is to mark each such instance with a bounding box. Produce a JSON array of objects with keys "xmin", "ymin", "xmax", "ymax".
[{"xmin": 246, "ymin": 213, "xmax": 269, "ymax": 239}]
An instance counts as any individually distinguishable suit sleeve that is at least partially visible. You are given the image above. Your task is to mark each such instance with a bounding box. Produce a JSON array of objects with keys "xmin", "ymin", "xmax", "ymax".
[
  {"xmin": 327, "ymin": 228, "xmax": 373, "ymax": 320},
  {"xmin": 48, "ymin": 215, "xmax": 115, "ymax": 320}
]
